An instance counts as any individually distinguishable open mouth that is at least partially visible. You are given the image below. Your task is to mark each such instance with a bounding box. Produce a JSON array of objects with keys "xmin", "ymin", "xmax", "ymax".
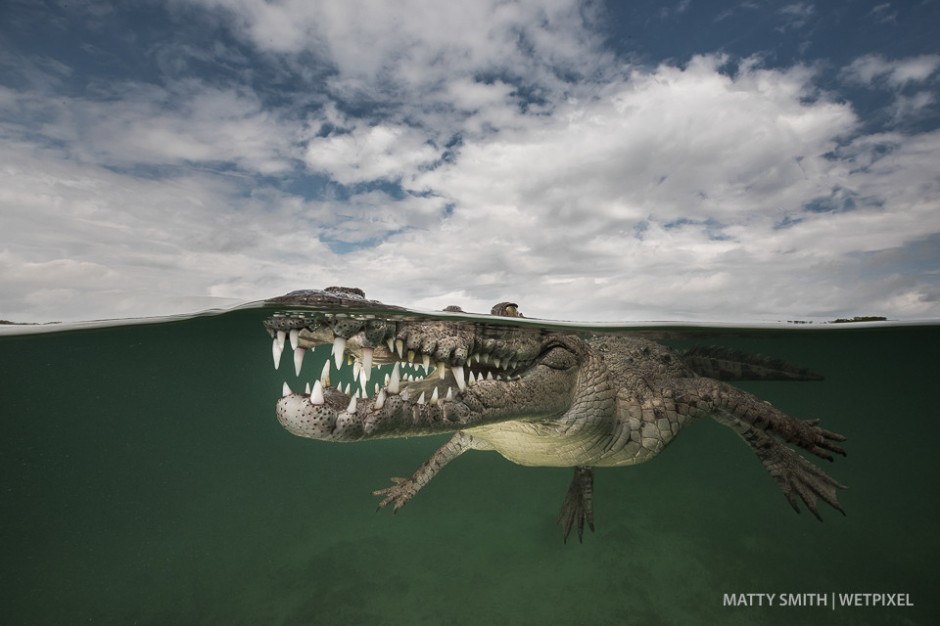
[{"xmin": 266, "ymin": 312, "xmax": 532, "ymax": 414}]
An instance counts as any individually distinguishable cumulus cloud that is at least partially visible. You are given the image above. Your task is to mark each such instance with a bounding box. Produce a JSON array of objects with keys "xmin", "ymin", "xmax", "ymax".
[
  {"xmin": 304, "ymin": 124, "xmax": 441, "ymax": 185},
  {"xmin": 1, "ymin": 79, "xmax": 299, "ymax": 174},
  {"xmin": 189, "ymin": 0, "xmax": 611, "ymax": 100},
  {"xmin": 416, "ymin": 57, "xmax": 855, "ymax": 221},
  {"xmin": 0, "ymin": 139, "xmax": 335, "ymax": 321}
]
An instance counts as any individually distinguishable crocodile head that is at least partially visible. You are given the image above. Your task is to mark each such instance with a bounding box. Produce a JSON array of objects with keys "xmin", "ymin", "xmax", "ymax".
[{"xmin": 264, "ymin": 287, "xmax": 588, "ymax": 441}]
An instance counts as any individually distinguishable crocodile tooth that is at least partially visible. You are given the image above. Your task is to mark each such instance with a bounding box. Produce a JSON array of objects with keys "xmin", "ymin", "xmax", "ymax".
[
  {"xmin": 385, "ymin": 337, "xmax": 395, "ymax": 352},
  {"xmin": 446, "ymin": 386, "xmax": 454, "ymax": 401},
  {"xmin": 407, "ymin": 349, "xmax": 415, "ymax": 363},
  {"xmin": 374, "ymin": 383, "xmax": 380, "ymax": 395},
  {"xmin": 362, "ymin": 347, "xmax": 373, "ymax": 382},
  {"xmin": 388, "ymin": 362, "xmax": 401, "ymax": 394},
  {"xmin": 417, "ymin": 391, "xmax": 426, "ymax": 405},
  {"xmin": 320, "ymin": 360, "xmax": 331, "ymax": 388},
  {"xmin": 282, "ymin": 382, "xmax": 292, "ymax": 397},
  {"xmin": 486, "ymin": 371, "xmax": 494, "ymax": 381},
  {"xmin": 293, "ymin": 347, "xmax": 305, "ymax": 376},
  {"xmin": 493, "ymin": 357, "xmax": 501, "ymax": 369},
  {"xmin": 422, "ymin": 354, "xmax": 431, "ymax": 372},
  {"xmin": 332, "ymin": 336, "xmax": 346, "ymax": 369},
  {"xmin": 430, "ymin": 387, "xmax": 439, "ymax": 403},
  {"xmin": 359, "ymin": 374, "xmax": 368, "ymax": 395},
  {"xmin": 304, "ymin": 382, "xmax": 311, "ymax": 394},
  {"xmin": 395, "ymin": 338, "xmax": 404, "ymax": 358},
  {"xmin": 289, "ymin": 328, "xmax": 299, "ymax": 351},
  {"xmin": 437, "ymin": 361, "xmax": 446, "ymax": 379},
  {"xmin": 384, "ymin": 373, "xmax": 391, "ymax": 386},
  {"xmin": 374, "ymin": 389, "xmax": 386, "ymax": 410},
  {"xmin": 311, "ymin": 380, "xmax": 324, "ymax": 404},
  {"xmin": 353, "ymin": 360, "xmax": 362, "ymax": 380},
  {"xmin": 272, "ymin": 337, "xmax": 283, "ymax": 369},
  {"xmin": 346, "ymin": 395, "xmax": 358, "ymax": 414},
  {"xmin": 276, "ymin": 330, "xmax": 286, "ymax": 350},
  {"xmin": 452, "ymin": 365, "xmax": 465, "ymax": 391},
  {"xmin": 468, "ymin": 371, "xmax": 476, "ymax": 386}
]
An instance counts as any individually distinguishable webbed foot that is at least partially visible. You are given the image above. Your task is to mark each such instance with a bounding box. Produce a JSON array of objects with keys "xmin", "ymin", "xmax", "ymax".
[
  {"xmin": 743, "ymin": 428, "xmax": 847, "ymax": 520},
  {"xmin": 558, "ymin": 466, "xmax": 595, "ymax": 543},
  {"xmin": 373, "ymin": 476, "xmax": 420, "ymax": 513}
]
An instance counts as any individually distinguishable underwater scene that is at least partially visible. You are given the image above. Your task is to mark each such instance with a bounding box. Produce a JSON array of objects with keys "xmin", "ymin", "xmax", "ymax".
[{"xmin": 2, "ymin": 292, "xmax": 938, "ymax": 625}]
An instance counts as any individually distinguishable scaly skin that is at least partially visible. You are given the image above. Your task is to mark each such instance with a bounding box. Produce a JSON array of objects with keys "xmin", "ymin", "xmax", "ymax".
[{"xmin": 265, "ymin": 287, "xmax": 847, "ymax": 542}]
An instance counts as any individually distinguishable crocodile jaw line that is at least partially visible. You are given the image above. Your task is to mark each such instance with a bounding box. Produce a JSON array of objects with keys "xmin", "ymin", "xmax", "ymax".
[{"xmin": 268, "ymin": 317, "xmax": 543, "ymax": 441}]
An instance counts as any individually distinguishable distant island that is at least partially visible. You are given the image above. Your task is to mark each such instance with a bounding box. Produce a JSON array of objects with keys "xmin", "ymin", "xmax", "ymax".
[
  {"xmin": 829, "ymin": 316, "xmax": 888, "ymax": 323},
  {"xmin": 785, "ymin": 316, "xmax": 889, "ymax": 324}
]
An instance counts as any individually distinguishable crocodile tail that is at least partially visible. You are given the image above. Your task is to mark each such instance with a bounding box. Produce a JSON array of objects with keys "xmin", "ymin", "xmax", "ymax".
[{"xmin": 680, "ymin": 345, "xmax": 824, "ymax": 381}]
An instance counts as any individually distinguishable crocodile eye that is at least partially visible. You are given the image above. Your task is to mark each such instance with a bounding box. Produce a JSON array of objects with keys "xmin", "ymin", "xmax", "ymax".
[{"xmin": 540, "ymin": 346, "xmax": 578, "ymax": 370}]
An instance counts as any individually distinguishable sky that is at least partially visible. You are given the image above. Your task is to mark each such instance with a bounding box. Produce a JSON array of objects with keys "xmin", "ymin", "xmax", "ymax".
[{"xmin": 1, "ymin": 0, "xmax": 939, "ymax": 324}]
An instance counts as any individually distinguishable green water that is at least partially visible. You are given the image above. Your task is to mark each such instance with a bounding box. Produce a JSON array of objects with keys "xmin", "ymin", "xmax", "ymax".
[{"xmin": 1, "ymin": 308, "xmax": 937, "ymax": 625}]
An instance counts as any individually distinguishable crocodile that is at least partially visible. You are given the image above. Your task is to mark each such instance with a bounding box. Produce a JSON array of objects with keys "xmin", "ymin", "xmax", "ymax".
[{"xmin": 264, "ymin": 287, "xmax": 847, "ymax": 542}]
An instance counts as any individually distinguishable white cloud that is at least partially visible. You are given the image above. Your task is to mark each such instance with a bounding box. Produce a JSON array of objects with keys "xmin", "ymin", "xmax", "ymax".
[
  {"xmin": 777, "ymin": 2, "xmax": 816, "ymax": 30},
  {"xmin": 190, "ymin": 0, "xmax": 611, "ymax": 100},
  {"xmin": 1, "ymin": 80, "xmax": 298, "ymax": 174},
  {"xmin": 843, "ymin": 54, "xmax": 940, "ymax": 87},
  {"xmin": 867, "ymin": 3, "xmax": 897, "ymax": 24},
  {"xmin": 0, "ymin": 140, "xmax": 333, "ymax": 321},
  {"xmin": 304, "ymin": 124, "xmax": 440, "ymax": 185},
  {"xmin": 416, "ymin": 56, "xmax": 855, "ymax": 225}
]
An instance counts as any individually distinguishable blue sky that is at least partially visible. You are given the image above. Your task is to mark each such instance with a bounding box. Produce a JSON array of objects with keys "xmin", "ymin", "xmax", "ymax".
[{"xmin": 1, "ymin": 0, "xmax": 939, "ymax": 323}]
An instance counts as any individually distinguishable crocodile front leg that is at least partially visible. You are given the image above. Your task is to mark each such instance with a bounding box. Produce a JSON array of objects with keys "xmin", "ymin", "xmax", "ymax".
[
  {"xmin": 373, "ymin": 431, "xmax": 476, "ymax": 512},
  {"xmin": 558, "ymin": 466, "xmax": 595, "ymax": 543}
]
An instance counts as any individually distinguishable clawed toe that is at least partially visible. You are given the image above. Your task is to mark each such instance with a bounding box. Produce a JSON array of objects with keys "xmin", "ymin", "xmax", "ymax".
[
  {"xmin": 373, "ymin": 477, "xmax": 417, "ymax": 513},
  {"xmin": 558, "ymin": 467, "xmax": 595, "ymax": 543},
  {"xmin": 762, "ymin": 438, "xmax": 846, "ymax": 520}
]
